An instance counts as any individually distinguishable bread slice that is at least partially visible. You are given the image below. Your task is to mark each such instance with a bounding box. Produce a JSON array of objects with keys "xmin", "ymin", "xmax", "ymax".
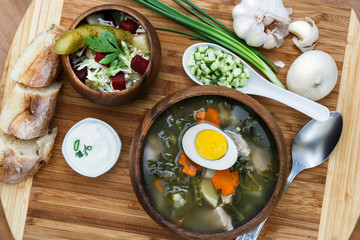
[
  {"xmin": 0, "ymin": 127, "xmax": 57, "ymax": 184},
  {"xmin": 9, "ymin": 24, "xmax": 65, "ymax": 87},
  {"xmin": 0, "ymin": 81, "xmax": 62, "ymax": 140}
]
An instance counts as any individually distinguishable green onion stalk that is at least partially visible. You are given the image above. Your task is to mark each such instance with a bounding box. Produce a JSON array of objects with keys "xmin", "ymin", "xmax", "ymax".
[{"xmin": 134, "ymin": 0, "xmax": 284, "ymax": 88}]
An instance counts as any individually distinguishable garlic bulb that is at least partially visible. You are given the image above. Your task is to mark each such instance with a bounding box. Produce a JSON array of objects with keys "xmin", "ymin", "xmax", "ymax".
[
  {"xmin": 289, "ymin": 17, "xmax": 319, "ymax": 52},
  {"xmin": 232, "ymin": 0, "xmax": 292, "ymax": 49},
  {"xmin": 286, "ymin": 50, "xmax": 338, "ymax": 101}
]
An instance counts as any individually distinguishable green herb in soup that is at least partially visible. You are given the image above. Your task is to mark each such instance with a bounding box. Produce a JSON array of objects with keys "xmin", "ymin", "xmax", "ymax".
[{"xmin": 141, "ymin": 96, "xmax": 279, "ymax": 233}]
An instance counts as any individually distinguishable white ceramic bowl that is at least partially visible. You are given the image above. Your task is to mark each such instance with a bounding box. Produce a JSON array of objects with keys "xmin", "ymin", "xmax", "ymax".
[{"xmin": 62, "ymin": 118, "xmax": 121, "ymax": 177}]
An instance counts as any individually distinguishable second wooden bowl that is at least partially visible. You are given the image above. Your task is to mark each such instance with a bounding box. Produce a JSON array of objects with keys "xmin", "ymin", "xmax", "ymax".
[
  {"xmin": 129, "ymin": 85, "xmax": 288, "ymax": 239},
  {"xmin": 62, "ymin": 4, "xmax": 161, "ymax": 106}
]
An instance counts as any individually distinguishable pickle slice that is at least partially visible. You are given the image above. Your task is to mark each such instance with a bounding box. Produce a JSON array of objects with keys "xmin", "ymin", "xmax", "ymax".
[{"xmin": 54, "ymin": 25, "xmax": 133, "ymax": 55}]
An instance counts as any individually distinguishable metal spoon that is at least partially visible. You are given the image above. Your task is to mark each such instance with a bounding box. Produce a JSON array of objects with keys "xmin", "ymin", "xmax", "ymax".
[
  {"xmin": 236, "ymin": 111, "xmax": 343, "ymax": 240},
  {"xmin": 182, "ymin": 43, "xmax": 330, "ymax": 122}
]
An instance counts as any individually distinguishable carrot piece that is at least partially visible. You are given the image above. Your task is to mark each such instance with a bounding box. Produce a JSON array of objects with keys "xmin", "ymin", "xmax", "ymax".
[
  {"xmin": 205, "ymin": 108, "xmax": 221, "ymax": 126},
  {"xmin": 211, "ymin": 169, "xmax": 239, "ymax": 195},
  {"xmin": 195, "ymin": 164, "xmax": 203, "ymax": 172},
  {"xmin": 232, "ymin": 171, "xmax": 239, "ymax": 186},
  {"xmin": 195, "ymin": 107, "xmax": 221, "ymax": 126},
  {"xmin": 155, "ymin": 179, "xmax": 164, "ymax": 193},
  {"xmin": 212, "ymin": 175, "xmax": 222, "ymax": 190},
  {"xmin": 179, "ymin": 152, "xmax": 203, "ymax": 176},
  {"xmin": 195, "ymin": 110, "xmax": 206, "ymax": 120}
]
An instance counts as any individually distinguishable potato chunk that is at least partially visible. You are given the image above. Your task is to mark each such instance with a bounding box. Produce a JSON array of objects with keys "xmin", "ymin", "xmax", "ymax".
[{"xmin": 131, "ymin": 33, "xmax": 151, "ymax": 54}]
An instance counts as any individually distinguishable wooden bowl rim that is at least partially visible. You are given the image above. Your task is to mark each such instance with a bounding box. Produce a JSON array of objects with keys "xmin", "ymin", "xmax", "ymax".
[
  {"xmin": 130, "ymin": 85, "xmax": 288, "ymax": 239},
  {"xmin": 61, "ymin": 4, "xmax": 160, "ymax": 100}
]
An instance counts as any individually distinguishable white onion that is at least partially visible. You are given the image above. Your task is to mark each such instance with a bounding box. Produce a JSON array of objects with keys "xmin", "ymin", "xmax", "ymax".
[{"xmin": 286, "ymin": 50, "xmax": 338, "ymax": 101}]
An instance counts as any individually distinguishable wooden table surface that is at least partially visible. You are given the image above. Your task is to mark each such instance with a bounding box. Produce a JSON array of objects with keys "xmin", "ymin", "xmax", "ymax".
[{"xmin": 0, "ymin": 0, "xmax": 360, "ymax": 239}]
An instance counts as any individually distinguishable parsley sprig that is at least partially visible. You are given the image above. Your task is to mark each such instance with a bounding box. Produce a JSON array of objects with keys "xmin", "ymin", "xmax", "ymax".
[{"xmin": 84, "ymin": 30, "xmax": 123, "ymax": 65}]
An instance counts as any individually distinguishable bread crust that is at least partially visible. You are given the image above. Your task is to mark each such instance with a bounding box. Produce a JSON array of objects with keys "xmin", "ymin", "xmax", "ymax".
[
  {"xmin": 9, "ymin": 24, "xmax": 65, "ymax": 87},
  {"xmin": 0, "ymin": 128, "xmax": 58, "ymax": 184},
  {"xmin": 0, "ymin": 149, "xmax": 42, "ymax": 184},
  {"xmin": 0, "ymin": 82, "xmax": 62, "ymax": 140}
]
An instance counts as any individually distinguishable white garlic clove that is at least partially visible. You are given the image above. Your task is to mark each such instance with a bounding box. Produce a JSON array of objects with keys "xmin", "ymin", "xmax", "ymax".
[
  {"xmin": 239, "ymin": 0, "xmax": 261, "ymax": 13},
  {"xmin": 245, "ymin": 23, "xmax": 267, "ymax": 47},
  {"xmin": 246, "ymin": 31, "xmax": 267, "ymax": 47},
  {"xmin": 289, "ymin": 20, "xmax": 313, "ymax": 40},
  {"xmin": 232, "ymin": 4, "xmax": 247, "ymax": 16},
  {"xmin": 263, "ymin": 24, "xmax": 288, "ymax": 49},
  {"xmin": 233, "ymin": 16, "xmax": 254, "ymax": 39},
  {"xmin": 289, "ymin": 17, "xmax": 319, "ymax": 52},
  {"xmin": 263, "ymin": 33, "xmax": 277, "ymax": 49}
]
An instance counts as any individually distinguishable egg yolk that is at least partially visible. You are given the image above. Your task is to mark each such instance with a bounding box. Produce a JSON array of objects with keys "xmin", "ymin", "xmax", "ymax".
[{"xmin": 195, "ymin": 130, "xmax": 228, "ymax": 160}]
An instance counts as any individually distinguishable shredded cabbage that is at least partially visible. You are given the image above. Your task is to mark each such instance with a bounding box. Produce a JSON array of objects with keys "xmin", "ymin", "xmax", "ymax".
[{"xmin": 71, "ymin": 41, "xmax": 149, "ymax": 93}]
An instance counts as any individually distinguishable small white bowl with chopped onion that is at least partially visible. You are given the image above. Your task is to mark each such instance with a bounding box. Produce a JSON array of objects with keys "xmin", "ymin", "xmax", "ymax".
[{"xmin": 62, "ymin": 118, "xmax": 121, "ymax": 178}]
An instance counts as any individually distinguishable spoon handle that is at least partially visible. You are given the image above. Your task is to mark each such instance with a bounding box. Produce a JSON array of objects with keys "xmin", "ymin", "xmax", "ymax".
[
  {"xmin": 284, "ymin": 162, "xmax": 304, "ymax": 191},
  {"xmin": 239, "ymin": 75, "xmax": 330, "ymax": 122}
]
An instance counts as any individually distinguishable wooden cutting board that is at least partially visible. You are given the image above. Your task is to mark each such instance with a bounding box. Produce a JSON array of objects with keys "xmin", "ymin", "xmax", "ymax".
[{"xmin": 0, "ymin": 0, "xmax": 359, "ymax": 239}]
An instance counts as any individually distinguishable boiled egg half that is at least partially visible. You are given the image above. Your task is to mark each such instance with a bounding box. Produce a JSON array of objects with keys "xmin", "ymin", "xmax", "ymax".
[{"xmin": 182, "ymin": 123, "xmax": 238, "ymax": 170}]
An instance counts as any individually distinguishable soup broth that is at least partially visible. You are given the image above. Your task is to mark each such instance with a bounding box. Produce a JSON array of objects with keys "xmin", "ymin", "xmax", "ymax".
[{"xmin": 141, "ymin": 96, "xmax": 279, "ymax": 233}]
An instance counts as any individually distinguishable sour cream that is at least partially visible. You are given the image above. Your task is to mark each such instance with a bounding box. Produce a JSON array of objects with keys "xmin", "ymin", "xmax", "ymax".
[{"xmin": 62, "ymin": 118, "xmax": 121, "ymax": 177}]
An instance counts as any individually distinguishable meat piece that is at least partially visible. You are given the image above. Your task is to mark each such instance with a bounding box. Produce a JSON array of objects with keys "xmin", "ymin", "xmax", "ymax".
[
  {"xmin": 224, "ymin": 130, "xmax": 250, "ymax": 157},
  {"xmin": 221, "ymin": 194, "xmax": 234, "ymax": 204},
  {"xmin": 214, "ymin": 207, "xmax": 234, "ymax": 231},
  {"xmin": 143, "ymin": 135, "xmax": 164, "ymax": 162},
  {"xmin": 182, "ymin": 206, "xmax": 234, "ymax": 232},
  {"xmin": 251, "ymin": 147, "xmax": 271, "ymax": 172}
]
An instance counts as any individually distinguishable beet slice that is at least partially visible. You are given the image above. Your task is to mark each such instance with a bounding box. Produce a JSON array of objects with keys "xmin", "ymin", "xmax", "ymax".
[
  {"xmin": 95, "ymin": 52, "xmax": 108, "ymax": 63},
  {"xmin": 111, "ymin": 72, "xmax": 126, "ymax": 90},
  {"xmin": 73, "ymin": 68, "xmax": 87, "ymax": 82},
  {"xmin": 118, "ymin": 19, "xmax": 139, "ymax": 34},
  {"xmin": 131, "ymin": 55, "xmax": 149, "ymax": 76}
]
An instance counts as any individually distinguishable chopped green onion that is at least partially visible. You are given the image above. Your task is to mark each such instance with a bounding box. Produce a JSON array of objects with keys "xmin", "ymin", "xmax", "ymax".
[
  {"xmin": 74, "ymin": 139, "xmax": 80, "ymax": 151},
  {"xmin": 84, "ymin": 145, "xmax": 93, "ymax": 157},
  {"xmin": 75, "ymin": 150, "xmax": 84, "ymax": 158}
]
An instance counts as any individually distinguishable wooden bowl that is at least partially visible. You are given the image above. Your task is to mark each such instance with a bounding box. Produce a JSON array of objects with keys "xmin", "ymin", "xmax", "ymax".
[
  {"xmin": 129, "ymin": 86, "xmax": 288, "ymax": 239},
  {"xmin": 61, "ymin": 4, "xmax": 161, "ymax": 106}
]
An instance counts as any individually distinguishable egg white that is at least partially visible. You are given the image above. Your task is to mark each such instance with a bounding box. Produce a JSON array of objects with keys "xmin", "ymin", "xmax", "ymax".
[{"xmin": 182, "ymin": 123, "xmax": 238, "ymax": 170}]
